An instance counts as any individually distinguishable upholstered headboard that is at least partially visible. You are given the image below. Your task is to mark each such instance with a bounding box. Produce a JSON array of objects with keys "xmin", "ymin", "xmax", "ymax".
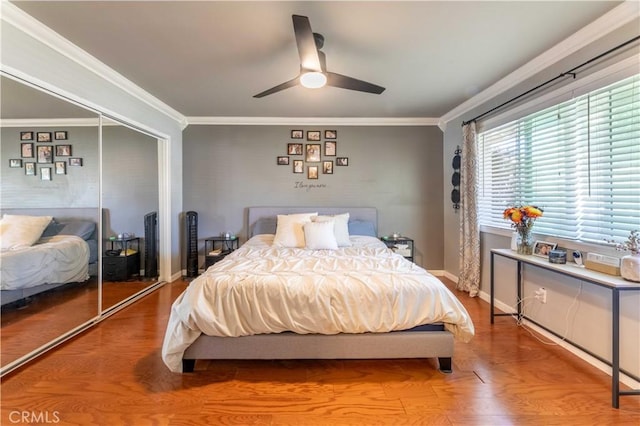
[
  {"xmin": 247, "ymin": 207, "xmax": 377, "ymax": 238},
  {"xmin": 0, "ymin": 207, "xmax": 99, "ymax": 223}
]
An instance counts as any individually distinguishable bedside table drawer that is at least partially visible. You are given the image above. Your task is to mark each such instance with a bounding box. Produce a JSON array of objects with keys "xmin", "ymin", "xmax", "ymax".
[{"xmin": 103, "ymin": 253, "xmax": 140, "ymax": 281}]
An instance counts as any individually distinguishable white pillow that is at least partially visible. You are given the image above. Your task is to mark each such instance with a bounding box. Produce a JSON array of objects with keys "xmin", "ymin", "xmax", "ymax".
[
  {"xmin": 0, "ymin": 214, "xmax": 53, "ymax": 250},
  {"xmin": 312, "ymin": 213, "xmax": 351, "ymax": 247},
  {"xmin": 303, "ymin": 220, "xmax": 338, "ymax": 250},
  {"xmin": 272, "ymin": 212, "xmax": 318, "ymax": 248}
]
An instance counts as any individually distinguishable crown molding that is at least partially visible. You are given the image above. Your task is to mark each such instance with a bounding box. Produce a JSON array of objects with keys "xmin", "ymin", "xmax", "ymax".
[
  {"xmin": 186, "ymin": 116, "xmax": 440, "ymax": 127},
  {"xmin": 1, "ymin": 1, "xmax": 188, "ymax": 130},
  {"xmin": 0, "ymin": 118, "xmax": 99, "ymax": 127},
  {"xmin": 438, "ymin": 1, "xmax": 640, "ymax": 131}
]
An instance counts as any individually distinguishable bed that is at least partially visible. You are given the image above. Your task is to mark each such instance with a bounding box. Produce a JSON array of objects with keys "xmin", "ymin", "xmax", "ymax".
[
  {"xmin": 0, "ymin": 208, "xmax": 99, "ymax": 306},
  {"xmin": 162, "ymin": 207, "xmax": 474, "ymax": 373}
]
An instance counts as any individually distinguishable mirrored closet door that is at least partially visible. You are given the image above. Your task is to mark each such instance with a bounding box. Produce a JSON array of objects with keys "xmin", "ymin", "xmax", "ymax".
[
  {"xmin": 0, "ymin": 75, "xmax": 163, "ymax": 375},
  {"xmin": 101, "ymin": 118, "xmax": 160, "ymax": 312},
  {"xmin": 0, "ymin": 75, "xmax": 101, "ymax": 369}
]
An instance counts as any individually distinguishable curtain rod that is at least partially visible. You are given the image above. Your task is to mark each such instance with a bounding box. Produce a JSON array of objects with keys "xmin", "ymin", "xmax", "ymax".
[{"xmin": 461, "ymin": 35, "xmax": 640, "ymax": 127}]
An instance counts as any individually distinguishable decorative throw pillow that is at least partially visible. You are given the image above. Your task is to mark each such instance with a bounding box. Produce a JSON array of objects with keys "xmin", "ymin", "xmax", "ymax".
[
  {"xmin": 348, "ymin": 220, "xmax": 376, "ymax": 237},
  {"xmin": 272, "ymin": 212, "xmax": 318, "ymax": 247},
  {"xmin": 312, "ymin": 213, "xmax": 351, "ymax": 246},
  {"xmin": 58, "ymin": 221, "xmax": 96, "ymax": 240},
  {"xmin": 0, "ymin": 214, "xmax": 53, "ymax": 250},
  {"xmin": 304, "ymin": 220, "xmax": 339, "ymax": 250}
]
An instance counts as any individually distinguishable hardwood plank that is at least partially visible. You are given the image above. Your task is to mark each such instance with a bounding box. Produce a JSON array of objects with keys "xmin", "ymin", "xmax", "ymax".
[{"xmin": 1, "ymin": 277, "xmax": 638, "ymax": 425}]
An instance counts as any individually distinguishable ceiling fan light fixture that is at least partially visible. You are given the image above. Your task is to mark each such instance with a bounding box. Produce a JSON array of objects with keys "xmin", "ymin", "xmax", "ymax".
[{"xmin": 300, "ymin": 71, "xmax": 327, "ymax": 89}]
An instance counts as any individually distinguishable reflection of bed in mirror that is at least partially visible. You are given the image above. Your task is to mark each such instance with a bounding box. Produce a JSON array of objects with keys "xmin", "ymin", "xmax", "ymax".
[{"xmin": 0, "ymin": 208, "xmax": 99, "ymax": 306}]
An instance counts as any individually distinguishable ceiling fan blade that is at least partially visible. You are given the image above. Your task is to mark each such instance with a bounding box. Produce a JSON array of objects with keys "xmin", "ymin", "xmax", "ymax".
[
  {"xmin": 326, "ymin": 72, "xmax": 385, "ymax": 94},
  {"xmin": 253, "ymin": 77, "xmax": 299, "ymax": 98},
  {"xmin": 292, "ymin": 15, "xmax": 322, "ymax": 72}
]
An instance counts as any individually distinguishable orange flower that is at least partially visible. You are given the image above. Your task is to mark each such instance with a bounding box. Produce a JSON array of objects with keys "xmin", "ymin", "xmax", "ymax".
[
  {"xmin": 503, "ymin": 205, "xmax": 544, "ymax": 228},
  {"xmin": 523, "ymin": 206, "xmax": 543, "ymax": 218}
]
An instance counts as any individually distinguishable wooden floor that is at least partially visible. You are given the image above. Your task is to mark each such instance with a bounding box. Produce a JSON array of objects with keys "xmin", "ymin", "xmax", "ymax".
[
  {"xmin": 1, "ymin": 278, "xmax": 638, "ymax": 425},
  {"xmin": 1, "ymin": 278, "xmax": 153, "ymax": 365}
]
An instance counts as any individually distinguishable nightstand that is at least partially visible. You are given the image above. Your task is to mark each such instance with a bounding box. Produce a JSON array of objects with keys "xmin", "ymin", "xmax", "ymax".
[
  {"xmin": 381, "ymin": 235, "xmax": 414, "ymax": 262},
  {"xmin": 103, "ymin": 237, "xmax": 141, "ymax": 281},
  {"xmin": 204, "ymin": 236, "xmax": 239, "ymax": 270}
]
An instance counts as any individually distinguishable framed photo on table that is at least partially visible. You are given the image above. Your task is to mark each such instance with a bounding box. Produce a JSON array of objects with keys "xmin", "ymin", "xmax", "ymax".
[{"xmin": 533, "ymin": 241, "xmax": 557, "ymax": 257}]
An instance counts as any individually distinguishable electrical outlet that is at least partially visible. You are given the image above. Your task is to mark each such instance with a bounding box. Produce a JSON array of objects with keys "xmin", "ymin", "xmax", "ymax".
[{"xmin": 535, "ymin": 287, "xmax": 547, "ymax": 304}]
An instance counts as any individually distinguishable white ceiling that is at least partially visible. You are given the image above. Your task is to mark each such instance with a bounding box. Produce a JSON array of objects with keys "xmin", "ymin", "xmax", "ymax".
[{"xmin": 10, "ymin": 1, "xmax": 624, "ymax": 123}]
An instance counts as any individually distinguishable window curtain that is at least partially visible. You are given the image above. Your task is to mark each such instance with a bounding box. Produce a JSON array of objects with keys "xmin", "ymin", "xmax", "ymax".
[{"xmin": 457, "ymin": 122, "xmax": 480, "ymax": 297}]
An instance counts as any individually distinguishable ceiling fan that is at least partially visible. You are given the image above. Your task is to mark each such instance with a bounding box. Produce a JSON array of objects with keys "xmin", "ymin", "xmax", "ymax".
[{"xmin": 253, "ymin": 15, "xmax": 385, "ymax": 98}]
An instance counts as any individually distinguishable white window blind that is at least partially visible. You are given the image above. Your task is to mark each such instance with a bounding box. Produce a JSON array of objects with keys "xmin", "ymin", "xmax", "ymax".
[{"xmin": 478, "ymin": 74, "xmax": 640, "ymax": 244}]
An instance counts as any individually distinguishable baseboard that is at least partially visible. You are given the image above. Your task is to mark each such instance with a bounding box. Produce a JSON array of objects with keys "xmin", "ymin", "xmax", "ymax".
[
  {"xmin": 479, "ymin": 290, "xmax": 640, "ymax": 390},
  {"xmin": 443, "ymin": 271, "xmax": 458, "ymax": 283}
]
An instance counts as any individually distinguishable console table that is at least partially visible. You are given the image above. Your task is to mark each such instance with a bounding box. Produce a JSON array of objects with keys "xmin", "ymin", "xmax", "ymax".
[{"xmin": 490, "ymin": 248, "xmax": 640, "ymax": 408}]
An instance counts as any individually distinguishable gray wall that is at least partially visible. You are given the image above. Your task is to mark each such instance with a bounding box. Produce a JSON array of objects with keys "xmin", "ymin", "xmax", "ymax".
[
  {"xmin": 1, "ymin": 126, "xmax": 100, "ymax": 208},
  {"xmin": 1, "ymin": 125, "xmax": 158, "ymax": 241},
  {"xmin": 442, "ymin": 21, "xmax": 640, "ymax": 378},
  {"xmin": 183, "ymin": 125, "xmax": 444, "ymax": 270},
  {"xmin": 102, "ymin": 125, "xmax": 159, "ymax": 240}
]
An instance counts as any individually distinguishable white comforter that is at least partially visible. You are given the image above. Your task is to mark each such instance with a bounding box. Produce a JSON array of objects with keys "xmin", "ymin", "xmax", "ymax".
[
  {"xmin": 162, "ymin": 235, "xmax": 475, "ymax": 372},
  {"xmin": 0, "ymin": 235, "xmax": 90, "ymax": 290}
]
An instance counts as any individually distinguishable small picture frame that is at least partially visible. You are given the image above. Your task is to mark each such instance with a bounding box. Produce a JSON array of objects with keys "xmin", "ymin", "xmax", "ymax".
[
  {"xmin": 25, "ymin": 162, "xmax": 36, "ymax": 176},
  {"xmin": 9, "ymin": 159, "xmax": 23, "ymax": 168},
  {"xmin": 21, "ymin": 142, "xmax": 34, "ymax": 158},
  {"xmin": 323, "ymin": 161, "xmax": 333, "ymax": 174},
  {"xmin": 290, "ymin": 130, "xmax": 303, "ymax": 139},
  {"xmin": 69, "ymin": 158, "xmax": 83, "ymax": 166},
  {"xmin": 293, "ymin": 160, "xmax": 304, "ymax": 174},
  {"xmin": 37, "ymin": 132, "xmax": 52, "ymax": 142},
  {"xmin": 37, "ymin": 145, "xmax": 53, "ymax": 163},
  {"xmin": 324, "ymin": 141, "xmax": 336, "ymax": 156},
  {"xmin": 336, "ymin": 157, "xmax": 349, "ymax": 166},
  {"xmin": 307, "ymin": 165, "xmax": 318, "ymax": 179},
  {"xmin": 324, "ymin": 130, "xmax": 337, "ymax": 139},
  {"xmin": 305, "ymin": 144, "xmax": 321, "ymax": 162},
  {"xmin": 20, "ymin": 131, "xmax": 34, "ymax": 141},
  {"xmin": 287, "ymin": 143, "xmax": 303, "ymax": 155},
  {"xmin": 533, "ymin": 241, "xmax": 557, "ymax": 258},
  {"xmin": 54, "ymin": 131, "xmax": 68, "ymax": 140},
  {"xmin": 55, "ymin": 144, "xmax": 72, "ymax": 156},
  {"xmin": 55, "ymin": 161, "xmax": 66, "ymax": 175},
  {"xmin": 307, "ymin": 130, "xmax": 321, "ymax": 141},
  {"xmin": 40, "ymin": 167, "xmax": 52, "ymax": 181},
  {"xmin": 277, "ymin": 156, "xmax": 289, "ymax": 165}
]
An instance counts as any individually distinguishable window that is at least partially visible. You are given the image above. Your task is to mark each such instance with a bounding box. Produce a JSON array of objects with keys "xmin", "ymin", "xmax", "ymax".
[{"xmin": 478, "ymin": 74, "xmax": 640, "ymax": 244}]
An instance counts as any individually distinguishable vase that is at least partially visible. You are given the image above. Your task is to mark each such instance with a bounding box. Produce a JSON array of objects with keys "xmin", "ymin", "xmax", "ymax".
[
  {"xmin": 620, "ymin": 254, "xmax": 640, "ymax": 282},
  {"xmin": 516, "ymin": 230, "xmax": 533, "ymax": 255}
]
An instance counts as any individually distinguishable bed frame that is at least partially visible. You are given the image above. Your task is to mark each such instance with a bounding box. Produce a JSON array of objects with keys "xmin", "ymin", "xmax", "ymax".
[
  {"xmin": 0, "ymin": 207, "xmax": 99, "ymax": 306},
  {"xmin": 181, "ymin": 206, "xmax": 455, "ymax": 373}
]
